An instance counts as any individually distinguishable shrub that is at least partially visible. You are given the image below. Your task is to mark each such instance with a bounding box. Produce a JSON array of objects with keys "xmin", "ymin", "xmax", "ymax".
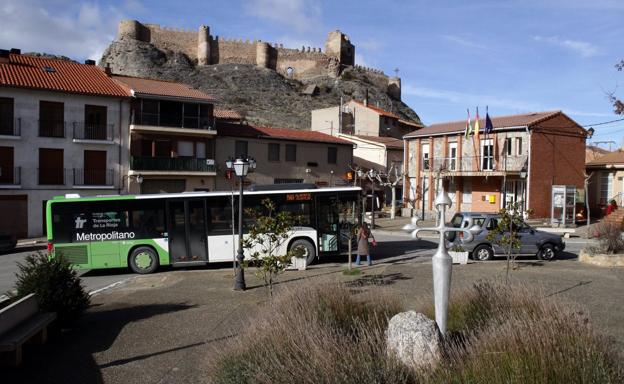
[
  {"xmin": 210, "ymin": 283, "xmax": 413, "ymax": 384},
  {"xmin": 591, "ymin": 222, "xmax": 624, "ymax": 254},
  {"xmin": 13, "ymin": 253, "xmax": 90, "ymax": 325}
]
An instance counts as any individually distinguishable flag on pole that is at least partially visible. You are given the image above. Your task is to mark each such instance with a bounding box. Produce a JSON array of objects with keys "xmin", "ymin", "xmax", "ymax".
[
  {"xmin": 485, "ymin": 106, "xmax": 494, "ymax": 134},
  {"xmin": 464, "ymin": 109, "xmax": 472, "ymax": 138},
  {"xmin": 474, "ymin": 107, "xmax": 481, "ymax": 143}
]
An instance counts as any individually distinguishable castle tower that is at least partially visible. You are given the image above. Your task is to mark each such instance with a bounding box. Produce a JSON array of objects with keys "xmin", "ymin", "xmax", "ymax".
[
  {"xmin": 198, "ymin": 25, "xmax": 211, "ymax": 66},
  {"xmin": 324, "ymin": 30, "xmax": 355, "ymax": 67},
  {"xmin": 256, "ymin": 41, "xmax": 270, "ymax": 69},
  {"xmin": 388, "ymin": 77, "xmax": 401, "ymax": 100},
  {"xmin": 118, "ymin": 20, "xmax": 150, "ymax": 42}
]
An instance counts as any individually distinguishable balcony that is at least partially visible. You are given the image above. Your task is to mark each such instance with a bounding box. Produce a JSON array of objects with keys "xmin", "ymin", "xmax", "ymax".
[
  {"xmin": 73, "ymin": 168, "xmax": 114, "ymax": 187},
  {"xmin": 422, "ymin": 155, "xmax": 528, "ymax": 176},
  {"xmin": 130, "ymin": 113, "xmax": 216, "ymax": 137},
  {"xmin": 38, "ymin": 168, "xmax": 66, "ymax": 185},
  {"xmin": 130, "ymin": 156, "xmax": 216, "ymax": 175},
  {"xmin": 72, "ymin": 123, "xmax": 114, "ymax": 142},
  {"xmin": 0, "ymin": 167, "xmax": 21, "ymax": 187},
  {"xmin": 39, "ymin": 120, "xmax": 65, "ymax": 138},
  {"xmin": 0, "ymin": 118, "xmax": 22, "ymax": 137}
]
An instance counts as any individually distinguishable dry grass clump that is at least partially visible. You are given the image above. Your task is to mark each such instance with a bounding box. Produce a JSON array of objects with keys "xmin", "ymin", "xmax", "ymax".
[
  {"xmin": 211, "ymin": 281, "xmax": 624, "ymax": 384},
  {"xmin": 210, "ymin": 283, "xmax": 414, "ymax": 384}
]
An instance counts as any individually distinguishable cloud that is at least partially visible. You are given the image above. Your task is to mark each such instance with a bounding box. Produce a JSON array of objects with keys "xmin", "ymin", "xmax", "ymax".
[
  {"xmin": 355, "ymin": 53, "xmax": 369, "ymax": 67},
  {"xmin": 442, "ymin": 35, "xmax": 488, "ymax": 50},
  {"xmin": 0, "ymin": 0, "xmax": 127, "ymax": 60},
  {"xmin": 358, "ymin": 39, "xmax": 383, "ymax": 52},
  {"xmin": 245, "ymin": 0, "xmax": 321, "ymax": 32},
  {"xmin": 533, "ymin": 35, "xmax": 601, "ymax": 58}
]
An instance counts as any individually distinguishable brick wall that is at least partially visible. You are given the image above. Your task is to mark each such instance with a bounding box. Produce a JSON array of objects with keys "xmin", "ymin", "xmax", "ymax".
[
  {"xmin": 470, "ymin": 176, "xmax": 502, "ymax": 212},
  {"xmin": 528, "ymin": 114, "xmax": 586, "ymax": 218}
]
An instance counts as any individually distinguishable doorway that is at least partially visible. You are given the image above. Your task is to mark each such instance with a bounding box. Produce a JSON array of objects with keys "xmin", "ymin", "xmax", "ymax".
[{"xmin": 167, "ymin": 199, "xmax": 208, "ymax": 264}]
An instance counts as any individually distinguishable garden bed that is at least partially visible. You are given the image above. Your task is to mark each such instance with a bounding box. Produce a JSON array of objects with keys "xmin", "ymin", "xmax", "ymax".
[{"xmin": 579, "ymin": 249, "xmax": 624, "ymax": 267}]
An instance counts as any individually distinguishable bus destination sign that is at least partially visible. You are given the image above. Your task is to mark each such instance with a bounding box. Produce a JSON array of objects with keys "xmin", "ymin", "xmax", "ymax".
[{"xmin": 286, "ymin": 193, "xmax": 312, "ymax": 201}]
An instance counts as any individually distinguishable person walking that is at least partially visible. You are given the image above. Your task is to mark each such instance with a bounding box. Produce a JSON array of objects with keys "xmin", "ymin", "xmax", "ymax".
[{"xmin": 356, "ymin": 222, "xmax": 376, "ymax": 266}]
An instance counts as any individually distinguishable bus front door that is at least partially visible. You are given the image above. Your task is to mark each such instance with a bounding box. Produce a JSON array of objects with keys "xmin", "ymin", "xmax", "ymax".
[
  {"xmin": 316, "ymin": 194, "xmax": 339, "ymax": 254},
  {"xmin": 167, "ymin": 200, "xmax": 208, "ymax": 265}
]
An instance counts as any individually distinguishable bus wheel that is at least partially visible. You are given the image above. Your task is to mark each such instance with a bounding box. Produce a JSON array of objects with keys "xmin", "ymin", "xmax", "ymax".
[
  {"xmin": 290, "ymin": 239, "xmax": 316, "ymax": 266},
  {"xmin": 129, "ymin": 247, "xmax": 159, "ymax": 274}
]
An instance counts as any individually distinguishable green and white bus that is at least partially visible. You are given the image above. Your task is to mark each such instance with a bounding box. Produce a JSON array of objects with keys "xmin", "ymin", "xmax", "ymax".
[{"xmin": 46, "ymin": 185, "xmax": 361, "ymax": 274}]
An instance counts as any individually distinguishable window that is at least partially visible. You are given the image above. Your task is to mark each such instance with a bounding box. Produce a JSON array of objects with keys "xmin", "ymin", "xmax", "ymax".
[
  {"xmin": 280, "ymin": 202, "xmax": 311, "ymax": 226},
  {"xmin": 140, "ymin": 99, "xmax": 159, "ymax": 125},
  {"xmin": 159, "ymin": 100, "xmax": 183, "ymax": 127},
  {"xmin": 39, "ymin": 101, "xmax": 64, "ymax": 137},
  {"xmin": 183, "ymin": 103, "xmax": 199, "ymax": 128},
  {"xmin": 327, "ymin": 147, "xmax": 338, "ymax": 164},
  {"xmin": 0, "ymin": 97, "xmax": 14, "ymax": 135},
  {"xmin": 234, "ymin": 140, "xmax": 248, "ymax": 158},
  {"xmin": 516, "ymin": 137, "xmax": 522, "ymax": 156},
  {"xmin": 0, "ymin": 146, "xmax": 15, "ymax": 184},
  {"xmin": 268, "ymin": 143, "xmax": 280, "ymax": 161},
  {"xmin": 274, "ymin": 178, "xmax": 304, "ymax": 184},
  {"xmin": 480, "ymin": 139, "xmax": 494, "ymax": 171},
  {"xmin": 448, "ymin": 142, "xmax": 457, "ymax": 171},
  {"xmin": 39, "ymin": 148, "xmax": 64, "ymax": 185},
  {"xmin": 196, "ymin": 142, "xmax": 206, "ymax": 159},
  {"xmin": 600, "ymin": 172, "xmax": 613, "ymax": 204},
  {"xmin": 83, "ymin": 150, "xmax": 107, "ymax": 185},
  {"xmin": 486, "ymin": 218, "xmax": 498, "ymax": 230},
  {"xmin": 422, "ymin": 143, "xmax": 430, "ymax": 170},
  {"xmin": 505, "ymin": 138, "xmax": 512, "ymax": 156},
  {"xmin": 178, "ymin": 141, "xmax": 194, "ymax": 157},
  {"xmin": 84, "ymin": 105, "xmax": 107, "ymax": 140},
  {"xmin": 285, "ymin": 144, "xmax": 297, "ymax": 162},
  {"xmin": 154, "ymin": 140, "xmax": 172, "ymax": 157}
]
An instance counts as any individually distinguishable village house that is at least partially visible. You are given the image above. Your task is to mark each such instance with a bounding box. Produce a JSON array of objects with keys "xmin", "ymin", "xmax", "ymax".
[
  {"xmin": 113, "ymin": 75, "xmax": 218, "ymax": 194},
  {"xmin": 586, "ymin": 150, "xmax": 624, "ymax": 216},
  {"xmin": 215, "ymin": 123, "xmax": 353, "ymax": 189},
  {"xmin": 0, "ymin": 49, "xmax": 130, "ymax": 237},
  {"xmin": 403, "ymin": 111, "xmax": 587, "ymax": 220}
]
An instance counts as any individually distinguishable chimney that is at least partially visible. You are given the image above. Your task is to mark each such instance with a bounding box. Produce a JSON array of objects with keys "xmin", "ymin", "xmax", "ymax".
[
  {"xmin": 84, "ymin": 59, "xmax": 96, "ymax": 65},
  {"xmin": 10, "ymin": 48, "xmax": 21, "ymax": 55},
  {"xmin": 0, "ymin": 49, "xmax": 9, "ymax": 64},
  {"xmin": 104, "ymin": 64, "xmax": 112, "ymax": 75},
  {"xmin": 364, "ymin": 89, "xmax": 368, "ymax": 107}
]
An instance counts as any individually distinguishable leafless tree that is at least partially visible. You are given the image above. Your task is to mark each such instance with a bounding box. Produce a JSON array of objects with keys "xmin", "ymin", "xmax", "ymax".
[{"xmin": 376, "ymin": 164, "xmax": 403, "ymax": 220}]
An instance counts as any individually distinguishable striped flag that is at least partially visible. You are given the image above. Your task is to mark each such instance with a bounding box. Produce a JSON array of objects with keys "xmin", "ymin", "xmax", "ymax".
[
  {"xmin": 474, "ymin": 107, "xmax": 481, "ymax": 143},
  {"xmin": 464, "ymin": 109, "xmax": 472, "ymax": 138}
]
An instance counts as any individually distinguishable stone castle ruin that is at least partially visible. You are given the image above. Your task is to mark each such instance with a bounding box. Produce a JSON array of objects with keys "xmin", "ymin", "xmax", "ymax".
[{"xmin": 117, "ymin": 20, "xmax": 401, "ymax": 100}]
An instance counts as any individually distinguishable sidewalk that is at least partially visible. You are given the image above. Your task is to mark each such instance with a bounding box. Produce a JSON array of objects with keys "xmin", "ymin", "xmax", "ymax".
[{"xmin": 17, "ymin": 237, "xmax": 47, "ymax": 247}]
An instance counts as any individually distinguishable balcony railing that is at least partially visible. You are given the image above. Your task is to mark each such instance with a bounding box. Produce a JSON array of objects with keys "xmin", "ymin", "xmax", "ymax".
[
  {"xmin": 132, "ymin": 113, "xmax": 214, "ymax": 131},
  {"xmin": 130, "ymin": 156, "xmax": 216, "ymax": 172},
  {"xmin": 73, "ymin": 168, "xmax": 114, "ymax": 186},
  {"xmin": 0, "ymin": 118, "xmax": 21, "ymax": 136},
  {"xmin": 72, "ymin": 123, "xmax": 114, "ymax": 141},
  {"xmin": 39, "ymin": 120, "xmax": 65, "ymax": 138},
  {"xmin": 38, "ymin": 168, "xmax": 66, "ymax": 185},
  {"xmin": 0, "ymin": 167, "xmax": 21, "ymax": 185},
  {"xmin": 422, "ymin": 155, "xmax": 528, "ymax": 173}
]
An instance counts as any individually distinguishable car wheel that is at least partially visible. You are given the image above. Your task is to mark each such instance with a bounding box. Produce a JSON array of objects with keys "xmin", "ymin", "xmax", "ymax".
[
  {"xmin": 537, "ymin": 243, "xmax": 556, "ymax": 261},
  {"xmin": 129, "ymin": 246, "xmax": 159, "ymax": 274},
  {"xmin": 290, "ymin": 239, "xmax": 316, "ymax": 266},
  {"xmin": 472, "ymin": 244, "xmax": 494, "ymax": 261}
]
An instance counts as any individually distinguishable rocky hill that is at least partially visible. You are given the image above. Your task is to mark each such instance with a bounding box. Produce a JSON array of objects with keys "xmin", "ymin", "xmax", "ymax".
[{"xmin": 100, "ymin": 39, "xmax": 421, "ymax": 129}]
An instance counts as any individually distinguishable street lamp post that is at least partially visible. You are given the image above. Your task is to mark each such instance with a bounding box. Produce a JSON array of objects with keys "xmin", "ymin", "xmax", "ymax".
[
  {"xmin": 368, "ymin": 169, "xmax": 378, "ymax": 228},
  {"xmin": 225, "ymin": 157, "xmax": 256, "ymax": 291}
]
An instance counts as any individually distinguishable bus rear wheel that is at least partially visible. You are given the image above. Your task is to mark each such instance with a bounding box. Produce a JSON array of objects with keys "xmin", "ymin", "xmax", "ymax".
[
  {"xmin": 129, "ymin": 247, "xmax": 159, "ymax": 274},
  {"xmin": 290, "ymin": 239, "xmax": 316, "ymax": 266}
]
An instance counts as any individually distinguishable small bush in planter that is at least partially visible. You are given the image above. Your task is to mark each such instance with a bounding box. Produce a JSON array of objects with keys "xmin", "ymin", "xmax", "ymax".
[
  {"xmin": 13, "ymin": 253, "xmax": 90, "ymax": 325},
  {"xmin": 449, "ymin": 244, "xmax": 466, "ymax": 253}
]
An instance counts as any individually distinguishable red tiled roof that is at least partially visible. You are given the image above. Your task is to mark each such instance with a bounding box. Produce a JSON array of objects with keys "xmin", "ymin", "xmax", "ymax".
[
  {"xmin": 112, "ymin": 75, "xmax": 214, "ymax": 102},
  {"xmin": 0, "ymin": 53, "xmax": 128, "ymax": 97},
  {"xmin": 351, "ymin": 100, "xmax": 400, "ymax": 119},
  {"xmin": 405, "ymin": 111, "xmax": 571, "ymax": 138},
  {"xmin": 214, "ymin": 108, "xmax": 242, "ymax": 120},
  {"xmin": 353, "ymin": 135, "xmax": 404, "ymax": 149},
  {"xmin": 586, "ymin": 146, "xmax": 611, "ymax": 163},
  {"xmin": 587, "ymin": 150, "xmax": 624, "ymax": 166},
  {"xmin": 217, "ymin": 123, "xmax": 353, "ymax": 145}
]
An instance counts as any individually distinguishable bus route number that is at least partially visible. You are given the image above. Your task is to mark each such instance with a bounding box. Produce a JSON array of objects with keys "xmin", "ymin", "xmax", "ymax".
[{"xmin": 286, "ymin": 193, "xmax": 312, "ymax": 201}]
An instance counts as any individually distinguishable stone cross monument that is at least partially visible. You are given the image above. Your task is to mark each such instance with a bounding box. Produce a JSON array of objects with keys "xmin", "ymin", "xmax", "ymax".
[{"xmin": 403, "ymin": 181, "xmax": 475, "ymax": 335}]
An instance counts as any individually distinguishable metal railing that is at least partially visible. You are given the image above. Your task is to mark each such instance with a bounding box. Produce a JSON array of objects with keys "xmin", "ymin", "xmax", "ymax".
[
  {"xmin": 132, "ymin": 113, "xmax": 214, "ymax": 130},
  {"xmin": 39, "ymin": 120, "xmax": 65, "ymax": 138},
  {"xmin": 73, "ymin": 168, "xmax": 114, "ymax": 186},
  {"xmin": 422, "ymin": 155, "xmax": 528, "ymax": 173},
  {"xmin": 0, "ymin": 118, "xmax": 21, "ymax": 136},
  {"xmin": 72, "ymin": 122, "xmax": 114, "ymax": 141},
  {"xmin": 130, "ymin": 156, "xmax": 216, "ymax": 172},
  {"xmin": 0, "ymin": 166, "xmax": 21, "ymax": 185},
  {"xmin": 601, "ymin": 192, "xmax": 624, "ymax": 207},
  {"xmin": 38, "ymin": 168, "xmax": 66, "ymax": 185}
]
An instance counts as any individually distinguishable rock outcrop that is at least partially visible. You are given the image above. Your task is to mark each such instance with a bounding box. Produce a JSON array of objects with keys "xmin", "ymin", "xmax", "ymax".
[{"xmin": 100, "ymin": 39, "xmax": 421, "ymax": 130}]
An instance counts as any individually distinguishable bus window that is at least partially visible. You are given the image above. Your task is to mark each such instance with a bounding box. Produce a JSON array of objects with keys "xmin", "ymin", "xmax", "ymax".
[
  {"xmin": 130, "ymin": 203, "xmax": 165, "ymax": 238},
  {"xmin": 280, "ymin": 202, "xmax": 311, "ymax": 226},
  {"xmin": 207, "ymin": 197, "xmax": 234, "ymax": 235}
]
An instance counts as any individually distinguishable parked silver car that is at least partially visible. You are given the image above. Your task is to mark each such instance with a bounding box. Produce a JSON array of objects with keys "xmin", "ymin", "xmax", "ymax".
[{"xmin": 447, "ymin": 212, "xmax": 565, "ymax": 261}]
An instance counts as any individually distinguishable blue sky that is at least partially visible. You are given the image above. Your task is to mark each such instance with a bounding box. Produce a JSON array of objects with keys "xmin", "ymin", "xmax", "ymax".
[{"xmin": 1, "ymin": 0, "xmax": 623, "ymax": 146}]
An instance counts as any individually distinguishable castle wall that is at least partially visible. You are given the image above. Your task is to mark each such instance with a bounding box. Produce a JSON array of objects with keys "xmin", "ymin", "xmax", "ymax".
[
  {"xmin": 275, "ymin": 48, "xmax": 338, "ymax": 79},
  {"xmin": 211, "ymin": 38, "xmax": 257, "ymax": 65},
  {"xmin": 145, "ymin": 24, "xmax": 197, "ymax": 58}
]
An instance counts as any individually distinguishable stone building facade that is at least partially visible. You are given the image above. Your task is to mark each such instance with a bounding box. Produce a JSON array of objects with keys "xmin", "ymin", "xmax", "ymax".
[{"xmin": 115, "ymin": 20, "xmax": 401, "ymax": 99}]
